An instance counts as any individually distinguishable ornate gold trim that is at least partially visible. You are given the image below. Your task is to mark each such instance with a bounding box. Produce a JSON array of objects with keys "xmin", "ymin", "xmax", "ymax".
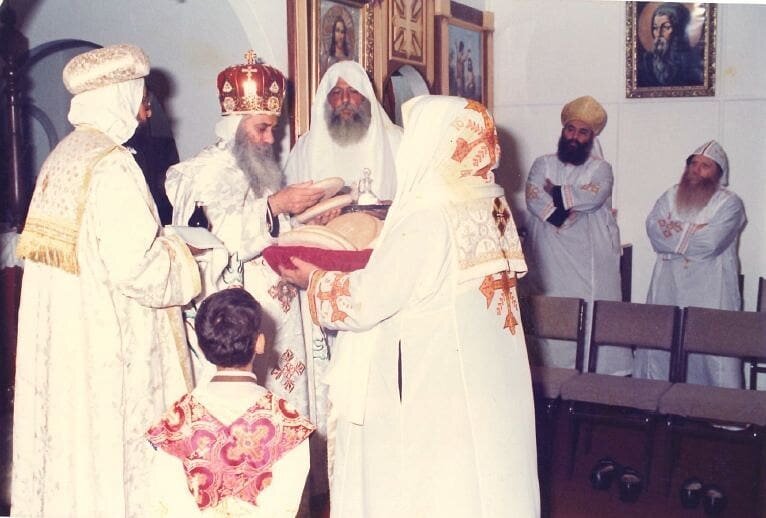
[{"xmin": 625, "ymin": 2, "xmax": 717, "ymax": 99}]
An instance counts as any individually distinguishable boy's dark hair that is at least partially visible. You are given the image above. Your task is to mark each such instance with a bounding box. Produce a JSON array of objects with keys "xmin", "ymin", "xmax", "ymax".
[{"xmin": 195, "ymin": 288, "xmax": 262, "ymax": 367}]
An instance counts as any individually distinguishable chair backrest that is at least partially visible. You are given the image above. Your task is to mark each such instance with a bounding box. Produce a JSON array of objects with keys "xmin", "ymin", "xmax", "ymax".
[
  {"xmin": 589, "ymin": 300, "xmax": 680, "ymax": 374},
  {"xmin": 679, "ymin": 308, "xmax": 766, "ymax": 380},
  {"xmin": 520, "ymin": 295, "xmax": 586, "ymax": 371},
  {"xmin": 758, "ymin": 277, "xmax": 766, "ymax": 313}
]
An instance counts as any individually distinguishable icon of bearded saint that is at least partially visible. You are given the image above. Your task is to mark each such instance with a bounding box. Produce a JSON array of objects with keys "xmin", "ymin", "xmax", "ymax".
[{"xmin": 637, "ymin": 2, "xmax": 704, "ymax": 87}]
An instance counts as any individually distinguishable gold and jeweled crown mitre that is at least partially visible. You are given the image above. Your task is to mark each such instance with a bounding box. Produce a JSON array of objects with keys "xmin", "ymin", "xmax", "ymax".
[{"xmin": 216, "ymin": 50, "xmax": 286, "ymax": 116}]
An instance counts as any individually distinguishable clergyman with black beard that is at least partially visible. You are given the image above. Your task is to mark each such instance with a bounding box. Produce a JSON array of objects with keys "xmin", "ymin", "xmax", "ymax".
[
  {"xmin": 638, "ymin": 2, "xmax": 704, "ymax": 87},
  {"xmin": 522, "ymin": 95, "xmax": 631, "ymax": 376},
  {"xmin": 164, "ymin": 54, "xmax": 322, "ymax": 499},
  {"xmin": 636, "ymin": 140, "xmax": 746, "ymax": 388}
]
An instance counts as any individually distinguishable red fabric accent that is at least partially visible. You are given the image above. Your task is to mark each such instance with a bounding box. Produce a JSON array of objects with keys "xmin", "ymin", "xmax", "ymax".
[
  {"xmin": 262, "ymin": 245, "xmax": 372, "ymax": 273},
  {"xmin": 146, "ymin": 392, "xmax": 314, "ymax": 510}
]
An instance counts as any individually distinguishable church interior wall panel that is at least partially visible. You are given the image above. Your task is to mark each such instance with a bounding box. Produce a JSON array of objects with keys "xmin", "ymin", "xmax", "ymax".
[{"xmin": 16, "ymin": 0, "xmax": 766, "ymax": 311}]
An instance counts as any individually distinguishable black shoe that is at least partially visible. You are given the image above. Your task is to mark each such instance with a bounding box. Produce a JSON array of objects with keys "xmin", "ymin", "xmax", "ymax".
[
  {"xmin": 679, "ymin": 476, "xmax": 703, "ymax": 509},
  {"xmin": 618, "ymin": 466, "xmax": 643, "ymax": 503},
  {"xmin": 702, "ymin": 484, "xmax": 727, "ymax": 516},
  {"xmin": 590, "ymin": 457, "xmax": 618, "ymax": 491}
]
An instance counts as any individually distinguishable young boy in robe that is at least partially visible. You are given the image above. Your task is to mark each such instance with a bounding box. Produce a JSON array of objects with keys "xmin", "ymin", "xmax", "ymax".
[{"xmin": 146, "ymin": 288, "xmax": 315, "ymax": 517}]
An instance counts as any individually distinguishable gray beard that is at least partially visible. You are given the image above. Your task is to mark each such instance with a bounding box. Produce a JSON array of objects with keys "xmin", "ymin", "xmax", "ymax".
[
  {"xmin": 675, "ymin": 169, "xmax": 718, "ymax": 218},
  {"xmin": 653, "ymin": 36, "xmax": 669, "ymax": 56},
  {"xmin": 651, "ymin": 38, "xmax": 673, "ymax": 84},
  {"xmin": 233, "ymin": 127, "xmax": 283, "ymax": 198},
  {"xmin": 324, "ymin": 97, "xmax": 372, "ymax": 146}
]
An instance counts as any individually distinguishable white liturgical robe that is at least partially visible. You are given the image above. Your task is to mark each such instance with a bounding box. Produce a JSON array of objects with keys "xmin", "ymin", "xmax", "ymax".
[
  {"xmin": 12, "ymin": 78, "xmax": 201, "ymax": 517},
  {"xmin": 281, "ymin": 60, "xmax": 402, "ymax": 497},
  {"xmin": 305, "ymin": 96, "xmax": 540, "ymax": 517},
  {"xmin": 523, "ymin": 153, "xmax": 631, "ymax": 375},
  {"xmin": 635, "ymin": 185, "xmax": 746, "ymax": 387},
  {"xmin": 166, "ymin": 138, "xmax": 311, "ymax": 425}
]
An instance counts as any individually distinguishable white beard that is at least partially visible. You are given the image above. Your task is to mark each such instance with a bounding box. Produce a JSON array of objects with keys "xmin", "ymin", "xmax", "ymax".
[
  {"xmin": 233, "ymin": 127, "xmax": 283, "ymax": 197},
  {"xmin": 324, "ymin": 97, "xmax": 372, "ymax": 146}
]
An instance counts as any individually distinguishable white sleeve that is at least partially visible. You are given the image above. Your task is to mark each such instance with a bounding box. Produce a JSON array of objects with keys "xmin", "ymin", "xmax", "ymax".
[
  {"xmin": 283, "ymin": 137, "xmax": 310, "ymax": 185},
  {"xmin": 89, "ymin": 155, "xmax": 200, "ymax": 308}
]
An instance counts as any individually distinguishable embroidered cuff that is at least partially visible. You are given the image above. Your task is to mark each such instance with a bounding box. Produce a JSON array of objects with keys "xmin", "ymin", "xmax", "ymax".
[
  {"xmin": 562, "ymin": 184, "xmax": 575, "ymax": 210},
  {"xmin": 307, "ymin": 269, "xmax": 325, "ymax": 326}
]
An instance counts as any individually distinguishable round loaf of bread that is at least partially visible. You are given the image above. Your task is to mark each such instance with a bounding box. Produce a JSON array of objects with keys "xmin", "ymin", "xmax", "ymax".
[
  {"xmin": 325, "ymin": 212, "xmax": 381, "ymax": 250},
  {"xmin": 278, "ymin": 225, "xmax": 357, "ymax": 251}
]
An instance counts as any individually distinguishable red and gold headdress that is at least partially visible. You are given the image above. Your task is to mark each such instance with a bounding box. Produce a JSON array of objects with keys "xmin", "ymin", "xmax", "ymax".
[{"xmin": 216, "ymin": 50, "xmax": 286, "ymax": 116}]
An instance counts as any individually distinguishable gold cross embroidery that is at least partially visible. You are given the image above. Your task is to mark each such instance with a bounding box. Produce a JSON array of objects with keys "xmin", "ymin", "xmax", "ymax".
[
  {"xmin": 479, "ymin": 271, "xmax": 519, "ymax": 334},
  {"xmin": 317, "ymin": 274, "xmax": 351, "ymax": 322}
]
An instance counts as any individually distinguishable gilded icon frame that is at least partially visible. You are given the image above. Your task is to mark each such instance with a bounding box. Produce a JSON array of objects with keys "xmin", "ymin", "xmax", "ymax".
[
  {"xmin": 287, "ymin": 0, "xmax": 374, "ymax": 142},
  {"xmin": 434, "ymin": 0, "xmax": 493, "ymax": 110},
  {"xmin": 626, "ymin": 2, "xmax": 717, "ymax": 98}
]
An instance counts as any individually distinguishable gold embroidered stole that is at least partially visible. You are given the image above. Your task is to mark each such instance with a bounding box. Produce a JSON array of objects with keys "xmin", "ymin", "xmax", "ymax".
[{"xmin": 17, "ymin": 128, "xmax": 119, "ymax": 274}]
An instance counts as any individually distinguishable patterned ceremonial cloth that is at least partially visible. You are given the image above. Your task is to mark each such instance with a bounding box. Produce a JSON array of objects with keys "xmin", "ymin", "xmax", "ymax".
[
  {"xmin": 146, "ymin": 392, "xmax": 315, "ymax": 510},
  {"xmin": 18, "ymin": 70, "xmax": 147, "ymax": 276},
  {"xmin": 63, "ymin": 44, "xmax": 149, "ymax": 95}
]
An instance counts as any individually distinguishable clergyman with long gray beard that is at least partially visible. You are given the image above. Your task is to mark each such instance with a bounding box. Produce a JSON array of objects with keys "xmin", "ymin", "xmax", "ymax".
[{"xmin": 164, "ymin": 55, "xmax": 323, "ymax": 513}]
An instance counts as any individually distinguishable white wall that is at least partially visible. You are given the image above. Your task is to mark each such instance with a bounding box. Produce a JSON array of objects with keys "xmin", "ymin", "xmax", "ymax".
[
  {"xmin": 20, "ymin": 0, "xmax": 766, "ymax": 308},
  {"xmin": 20, "ymin": 0, "xmax": 289, "ymax": 162},
  {"xmin": 491, "ymin": 0, "xmax": 766, "ymax": 310}
]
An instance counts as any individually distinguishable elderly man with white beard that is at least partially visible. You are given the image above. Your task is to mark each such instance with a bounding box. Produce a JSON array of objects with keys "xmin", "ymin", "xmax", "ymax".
[
  {"xmin": 165, "ymin": 53, "xmax": 322, "ymax": 452},
  {"xmin": 281, "ymin": 60, "xmax": 402, "ymax": 508},
  {"xmin": 635, "ymin": 140, "xmax": 746, "ymax": 388},
  {"xmin": 284, "ymin": 60, "xmax": 401, "ymax": 202}
]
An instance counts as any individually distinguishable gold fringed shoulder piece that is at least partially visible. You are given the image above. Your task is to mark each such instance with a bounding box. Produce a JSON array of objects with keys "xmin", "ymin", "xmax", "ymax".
[{"xmin": 17, "ymin": 131, "xmax": 117, "ymax": 275}]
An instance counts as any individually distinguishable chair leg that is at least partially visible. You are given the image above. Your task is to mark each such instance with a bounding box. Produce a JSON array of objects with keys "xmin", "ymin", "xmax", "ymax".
[
  {"xmin": 568, "ymin": 403, "xmax": 580, "ymax": 479},
  {"xmin": 540, "ymin": 399, "xmax": 558, "ymax": 518},
  {"xmin": 753, "ymin": 433, "xmax": 763, "ymax": 510},
  {"xmin": 536, "ymin": 399, "xmax": 556, "ymax": 478},
  {"xmin": 664, "ymin": 418, "xmax": 680, "ymax": 496},
  {"xmin": 642, "ymin": 416, "xmax": 656, "ymax": 491}
]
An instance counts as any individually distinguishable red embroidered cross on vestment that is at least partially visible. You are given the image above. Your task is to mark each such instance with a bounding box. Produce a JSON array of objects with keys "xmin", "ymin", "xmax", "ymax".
[{"xmin": 479, "ymin": 271, "xmax": 520, "ymax": 334}]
